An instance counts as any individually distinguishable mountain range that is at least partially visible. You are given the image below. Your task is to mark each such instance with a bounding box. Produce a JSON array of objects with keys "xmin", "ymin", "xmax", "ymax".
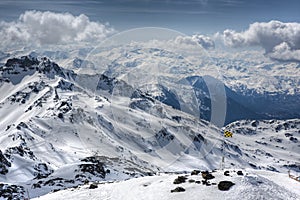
[{"xmin": 0, "ymin": 54, "xmax": 299, "ymax": 199}]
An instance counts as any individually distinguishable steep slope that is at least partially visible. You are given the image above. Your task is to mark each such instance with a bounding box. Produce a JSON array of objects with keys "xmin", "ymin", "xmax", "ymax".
[
  {"xmin": 0, "ymin": 56, "xmax": 225, "ymax": 198},
  {"xmin": 225, "ymin": 119, "xmax": 300, "ymax": 172}
]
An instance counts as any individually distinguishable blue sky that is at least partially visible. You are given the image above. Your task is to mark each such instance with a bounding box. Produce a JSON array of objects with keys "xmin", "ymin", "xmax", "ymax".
[{"xmin": 0, "ymin": 0, "xmax": 299, "ymax": 34}]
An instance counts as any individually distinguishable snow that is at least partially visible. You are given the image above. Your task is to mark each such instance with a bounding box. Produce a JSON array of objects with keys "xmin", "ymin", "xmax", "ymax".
[{"xmin": 32, "ymin": 169, "xmax": 300, "ymax": 200}]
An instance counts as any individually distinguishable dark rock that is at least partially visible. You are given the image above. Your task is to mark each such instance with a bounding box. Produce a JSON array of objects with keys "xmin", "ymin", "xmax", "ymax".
[
  {"xmin": 171, "ymin": 187, "xmax": 185, "ymax": 193},
  {"xmin": 0, "ymin": 150, "xmax": 11, "ymax": 175},
  {"xmin": 5, "ymin": 56, "xmax": 39, "ymax": 69},
  {"xmin": 173, "ymin": 176, "xmax": 188, "ymax": 184},
  {"xmin": 58, "ymin": 101, "xmax": 72, "ymax": 113},
  {"xmin": 249, "ymin": 163, "xmax": 257, "ymax": 169},
  {"xmin": 283, "ymin": 164, "xmax": 300, "ymax": 172},
  {"xmin": 285, "ymin": 133, "xmax": 293, "ymax": 137},
  {"xmin": 155, "ymin": 128, "xmax": 175, "ymax": 147},
  {"xmin": 275, "ymin": 125, "xmax": 282, "ymax": 132},
  {"xmin": 218, "ymin": 181, "xmax": 235, "ymax": 191},
  {"xmin": 5, "ymin": 146, "xmax": 35, "ymax": 160},
  {"xmin": 193, "ymin": 134, "xmax": 205, "ymax": 143},
  {"xmin": 201, "ymin": 171, "xmax": 215, "ymax": 180},
  {"xmin": 58, "ymin": 113, "xmax": 64, "ymax": 119},
  {"xmin": 43, "ymin": 177, "xmax": 64, "ymax": 186},
  {"xmin": 188, "ymin": 179, "xmax": 195, "ymax": 183},
  {"xmin": 75, "ymin": 174, "xmax": 86, "ymax": 180},
  {"xmin": 97, "ymin": 74, "xmax": 117, "ymax": 94},
  {"xmin": 17, "ymin": 122, "xmax": 28, "ymax": 129},
  {"xmin": 274, "ymin": 138, "xmax": 282, "ymax": 143},
  {"xmin": 5, "ymin": 125, "xmax": 11, "ymax": 131},
  {"xmin": 78, "ymin": 156, "xmax": 106, "ymax": 178},
  {"xmin": 32, "ymin": 183, "xmax": 41, "ymax": 189},
  {"xmin": 237, "ymin": 171, "xmax": 243, "ymax": 176},
  {"xmin": 251, "ymin": 120, "xmax": 259, "ymax": 127},
  {"xmin": 34, "ymin": 163, "xmax": 53, "ymax": 179},
  {"xmin": 191, "ymin": 170, "xmax": 201, "ymax": 176},
  {"xmin": 89, "ymin": 183, "xmax": 98, "ymax": 189},
  {"xmin": 146, "ymin": 172, "xmax": 153, "ymax": 176},
  {"xmin": 266, "ymin": 166, "xmax": 279, "ymax": 172},
  {"xmin": 265, "ymin": 152, "xmax": 273, "ymax": 157},
  {"xmin": 255, "ymin": 140, "xmax": 268, "ymax": 145},
  {"xmin": 0, "ymin": 183, "xmax": 25, "ymax": 199},
  {"xmin": 65, "ymin": 180, "xmax": 75, "ymax": 184},
  {"xmin": 224, "ymin": 170, "xmax": 230, "ymax": 176},
  {"xmin": 290, "ymin": 137, "xmax": 298, "ymax": 143},
  {"xmin": 172, "ymin": 116, "xmax": 181, "ymax": 122},
  {"xmin": 228, "ymin": 144, "xmax": 243, "ymax": 155}
]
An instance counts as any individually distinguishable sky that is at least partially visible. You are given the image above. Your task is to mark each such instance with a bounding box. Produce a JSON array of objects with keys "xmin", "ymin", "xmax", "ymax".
[
  {"xmin": 0, "ymin": 0, "xmax": 300, "ymax": 62},
  {"xmin": 0, "ymin": 0, "xmax": 300, "ymax": 34}
]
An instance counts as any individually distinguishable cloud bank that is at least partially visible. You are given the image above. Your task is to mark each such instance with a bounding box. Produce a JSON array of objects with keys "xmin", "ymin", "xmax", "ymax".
[
  {"xmin": 221, "ymin": 20, "xmax": 300, "ymax": 61},
  {"xmin": 174, "ymin": 34, "xmax": 215, "ymax": 50},
  {"xmin": 0, "ymin": 11, "xmax": 114, "ymax": 49}
]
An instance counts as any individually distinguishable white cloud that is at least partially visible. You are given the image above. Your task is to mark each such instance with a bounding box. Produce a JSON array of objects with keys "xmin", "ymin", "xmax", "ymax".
[
  {"xmin": 174, "ymin": 34, "xmax": 215, "ymax": 50},
  {"xmin": 221, "ymin": 21, "xmax": 300, "ymax": 61},
  {"xmin": 0, "ymin": 10, "xmax": 114, "ymax": 49},
  {"xmin": 268, "ymin": 42, "xmax": 300, "ymax": 62}
]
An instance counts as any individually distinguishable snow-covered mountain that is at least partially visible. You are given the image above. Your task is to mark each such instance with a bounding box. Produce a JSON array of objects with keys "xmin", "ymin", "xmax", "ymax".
[
  {"xmin": 0, "ymin": 55, "xmax": 222, "ymax": 198},
  {"xmin": 25, "ymin": 46, "xmax": 300, "ymax": 124},
  {"xmin": 0, "ymin": 55, "xmax": 299, "ymax": 199}
]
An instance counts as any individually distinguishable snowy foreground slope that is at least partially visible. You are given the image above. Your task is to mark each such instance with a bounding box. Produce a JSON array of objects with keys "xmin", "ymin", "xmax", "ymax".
[
  {"xmin": 0, "ymin": 55, "xmax": 299, "ymax": 199},
  {"xmin": 33, "ymin": 169, "xmax": 300, "ymax": 200}
]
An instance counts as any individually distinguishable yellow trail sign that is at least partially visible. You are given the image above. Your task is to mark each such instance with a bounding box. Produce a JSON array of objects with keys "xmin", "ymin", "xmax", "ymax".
[{"xmin": 224, "ymin": 130, "xmax": 233, "ymax": 138}]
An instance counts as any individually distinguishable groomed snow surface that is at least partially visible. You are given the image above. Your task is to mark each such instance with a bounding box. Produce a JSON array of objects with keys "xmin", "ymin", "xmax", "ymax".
[{"xmin": 33, "ymin": 169, "xmax": 300, "ymax": 200}]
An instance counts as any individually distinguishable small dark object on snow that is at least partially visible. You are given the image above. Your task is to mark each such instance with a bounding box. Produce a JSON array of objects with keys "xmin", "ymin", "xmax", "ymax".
[
  {"xmin": 188, "ymin": 179, "xmax": 195, "ymax": 183},
  {"xmin": 237, "ymin": 171, "xmax": 244, "ymax": 176},
  {"xmin": 173, "ymin": 176, "xmax": 188, "ymax": 184},
  {"xmin": 218, "ymin": 181, "xmax": 235, "ymax": 191},
  {"xmin": 191, "ymin": 170, "xmax": 201, "ymax": 175},
  {"xmin": 290, "ymin": 137, "xmax": 298, "ymax": 143},
  {"xmin": 224, "ymin": 170, "xmax": 230, "ymax": 176},
  {"xmin": 52, "ymin": 189, "xmax": 60, "ymax": 193},
  {"xmin": 89, "ymin": 183, "xmax": 98, "ymax": 189},
  {"xmin": 195, "ymin": 181, "xmax": 201, "ymax": 184},
  {"xmin": 171, "ymin": 187, "xmax": 185, "ymax": 193},
  {"xmin": 58, "ymin": 113, "xmax": 63, "ymax": 119},
  {"xmin": 201, "ymin": 171, "xmax": 215, "ymax": 180}
]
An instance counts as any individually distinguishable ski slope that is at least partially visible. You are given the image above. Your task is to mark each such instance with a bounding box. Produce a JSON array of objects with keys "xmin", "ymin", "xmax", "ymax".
[{"xmin": 32, "ymin": 169, "xmax": 300, "ymax": 200}]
